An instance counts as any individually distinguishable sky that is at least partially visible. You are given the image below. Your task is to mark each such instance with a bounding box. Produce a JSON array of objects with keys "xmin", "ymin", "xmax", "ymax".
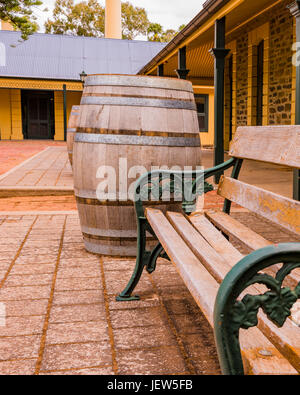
[{"xmin": 33, "ymin": 0, "xmax": 206, "ymax": 35}]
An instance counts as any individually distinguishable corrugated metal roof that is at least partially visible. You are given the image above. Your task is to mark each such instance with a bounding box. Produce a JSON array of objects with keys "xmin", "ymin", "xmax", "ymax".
[{"xmin": 0, "ymin": 31, "xmax": 166, "ymax": 80}]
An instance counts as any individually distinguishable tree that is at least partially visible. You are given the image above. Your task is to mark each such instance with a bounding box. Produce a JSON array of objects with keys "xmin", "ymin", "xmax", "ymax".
[
  {"xmin": 45, "ymin": 0, "xmax": 105, "ymax": 37},
  {"xmin": 121, "ymin": 1, "xmax": 149, "ymax": 40},
  {"xmin": 147, "ymin": 23, "xmax": 185, "ymax": 43},
  {"xmin": 147, "ymin": 22, "xmax": 164, "ymax": 42},
  {"xmin": 45, "ymin": 0, "xmax": 184, "ymax": 42},
  {"xmin": 45, "ymin": 0, "xmax": 150, "ymax": 40},
  {"xmin": 0, "ymin": 0, "xmax": 43, "ymax": 39}
]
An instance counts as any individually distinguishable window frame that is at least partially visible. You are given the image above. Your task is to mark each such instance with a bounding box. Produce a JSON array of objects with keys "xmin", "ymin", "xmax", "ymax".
[
  {"xmin": 195, "ymin": 94, "xmax": 209, "ymax": 133},
  {"xmin": 256, "ymin": 40, "xmax": 264, "ymax": 126}
]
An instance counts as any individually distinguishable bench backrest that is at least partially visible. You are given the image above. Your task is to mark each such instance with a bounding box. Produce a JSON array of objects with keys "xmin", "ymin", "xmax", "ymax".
[
  {"xmin": 218, "ymin": 176, "xmax": 300, "ymax": 235},
  {"xmin": 218, "ymin": 126, "xmax": 300, "ymax": 236},
  {"xmin": 229, "ymin": 126, "xmax": 300, "ymax": 168}
]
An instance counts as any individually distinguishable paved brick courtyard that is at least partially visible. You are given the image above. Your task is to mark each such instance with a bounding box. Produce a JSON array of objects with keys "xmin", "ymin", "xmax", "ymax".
[
  {"xmin": 0, "ymin": 141, "xmax": 298, "ymax": 375},
  {"xmin": 0, "ymin": 141, "xmax": 66, "ymax": 177},
  {"xmin": 0, "ymin": 213, "xmax": 221, "ymax": 375},
  {"xmin": 0, "ymin": 211, "xmax": 299, "ymax": 375}
]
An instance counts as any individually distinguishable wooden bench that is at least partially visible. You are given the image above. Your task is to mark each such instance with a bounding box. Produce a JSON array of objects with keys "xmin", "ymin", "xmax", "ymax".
[{"xmin": 116, "ymin": 126, "xmax": 300, "ymax": 375}]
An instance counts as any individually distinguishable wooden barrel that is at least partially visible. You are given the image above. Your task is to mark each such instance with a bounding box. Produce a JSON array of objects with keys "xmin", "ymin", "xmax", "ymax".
[
  {"xmin": 73, "ymin": 74, "xmax": 201, "ymax": 256},
  {"xmin": 67, "ymin": 105, "xmax": 80, "ymax": 166}
]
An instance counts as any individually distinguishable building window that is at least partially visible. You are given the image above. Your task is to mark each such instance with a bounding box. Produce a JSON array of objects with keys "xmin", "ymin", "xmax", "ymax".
[
  {"xmin": 195, "ymin": 94, "xmax": 209, "ymax": 132},
  {"xmin": 256, "ymin": 40, "xmax": 264, "ymax": 126}
]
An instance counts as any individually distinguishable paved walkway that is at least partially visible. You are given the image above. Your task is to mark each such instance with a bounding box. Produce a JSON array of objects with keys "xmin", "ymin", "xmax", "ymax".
[
  {"xmin": 0, "ymin": 143, "xmax": 294, "ymax": 198},
  {"xmin": 0, "ymin": 142, "xmax": 294, "ymax": 211},
  {"xmin": 0, "ymin": 141, "xmax": 66, "ymax": 177},
  {"xmin": 0, "ymin": 212, "xmax": 299, "ymax": 375},
  {"xmin": 0, "ymin": 213, "xmax": 220, "ymax": 375},
  {"xmin": 0, "ymin": 147, "xmax": 73, "ymax": 198},
  {"xmin": 0, "ymin": 141, "xmax": 298, "ymax": 375}
]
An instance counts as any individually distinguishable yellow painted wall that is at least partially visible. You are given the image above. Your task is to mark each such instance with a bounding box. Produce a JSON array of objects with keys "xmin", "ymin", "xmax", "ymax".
[
  {"xmin": 0, "ymin": 89, "xmax": 23, "ymax": 140},
  {"xmin": 10, "ymin": 89, "xmax": 23, "ymax": 140},
  {"xmin": 0, "ymin": 78, "xmax": 82, "ymax": 91},
  {"xmin": 67, "ymin": 91, "xmax": 82, "ymax": 124},
  {"xmin": 0, "ymin": 88, "xmax": 24, "ymax": 140},
  {"xmin": 54, "ymin": 91, "xmax": 64, "ymax": 141},
  {"xmin": 224, "ymin": 41, "xmax": 237, "ymax": 151},
  {"xmin": 193, "ymin": 86, "xmax": 214, "ymax": 147},
  {"xmin": 0, "ymin": 89, "xmax": 12, "ymax": 139},
  {"xmin": 54, "ymin": 90, "xmax": 82, "ymax": 140}
]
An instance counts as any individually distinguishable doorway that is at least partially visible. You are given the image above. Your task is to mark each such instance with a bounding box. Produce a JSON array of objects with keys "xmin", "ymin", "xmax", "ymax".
[{"xmin": 21, "ymin": 90, "xmax": 55, "ymax": 139}]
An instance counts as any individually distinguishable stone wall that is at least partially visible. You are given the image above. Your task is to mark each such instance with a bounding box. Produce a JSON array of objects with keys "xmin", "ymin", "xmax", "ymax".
[
  {"xmin": 225, "ymin": 0, "xmax": 295, "ymax": 137},
  {"xmin": 268, "ymin": 6, "xmax": 294, "ymax": 125},
  {"xmin": 235, "ymin": 34, "xmax": 249, "ymax": 127}
]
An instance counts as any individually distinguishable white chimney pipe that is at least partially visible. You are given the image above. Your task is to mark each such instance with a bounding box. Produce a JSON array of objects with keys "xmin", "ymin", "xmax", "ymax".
[{"xmin": 105, "ymin": 0, "xmax": 122, "ymax": 39}]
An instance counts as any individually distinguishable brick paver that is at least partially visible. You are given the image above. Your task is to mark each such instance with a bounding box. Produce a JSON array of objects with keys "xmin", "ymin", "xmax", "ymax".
[
  {"xmin": 0, "ymin": 213, "xmax": 220, "ymax": 375},
  {"xmin": 0, "ymin": 141, "xmax": 66, "ymax": 176},
  {"xmin": 0, "ymin": 196, "xmax": 76, "ymax": 212},
  {"xmin": 0, "ymin": 144, "xmax": 298, "ymax": 375},
  {"xmin": 0, "ymin": 147, "xmax": 73, "ymax": 190},
  {"xmin": 0, "ymin": 191, "xmax": 234, "ymax": 213},
  {"xmin": 0, "ymin": 212, "xmax": 299, "ymax": 375}
]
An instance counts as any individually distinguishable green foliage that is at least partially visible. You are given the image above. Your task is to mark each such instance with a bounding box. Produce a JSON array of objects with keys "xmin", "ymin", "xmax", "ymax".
[
  {"xmin": 45, "ymin": 0, "xmax": 149, "ymax": 39},
  {"xmin": 45, "ymin": 0, "xmax": 184, "ymax": 42},
  {"xmin": 147, "ymin": 22, "xmax": 185, "ymax": 43},
  {"xmin": 146, "ymin": 22, "xmax": 163, "ymax": 42},
  {"xmin": 45, "ymin": 0, "xmax": 104, "ymax": 37},
  {"xmin": 121, "ymin": 1, "xmax": 149, "ymax": 40},
  {"xmin": 0, "ymin": 0, "xmax": 43, "ymax": 39}
]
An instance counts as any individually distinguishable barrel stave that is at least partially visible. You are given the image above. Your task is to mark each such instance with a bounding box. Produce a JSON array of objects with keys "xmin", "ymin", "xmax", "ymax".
[
  {"xmin": 73, "ymin": 75, "xmax": 201, "ymax": 257},
  {"xmin": 66, "ymin": 105, "xmax": 80, "ymax": 166}
]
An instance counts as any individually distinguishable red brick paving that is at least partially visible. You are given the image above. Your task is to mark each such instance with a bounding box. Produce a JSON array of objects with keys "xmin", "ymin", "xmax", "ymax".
[
  {"xmin": 0, "ymin": 213, "xmax": 221, "ymax": 375},
  {"xmin": 0, "ymin": 142, "xmax": 238, "ymax": 212},
  {"xmin": 0, "ymin": 141, "xmax": 73, "ymax": 211},
  {"xmin": 0, "ymin": 212, "xmax": 298, "ymax": 375},
  {"xmin": 0, "ymin": 191, "xmax": 231, "ymax": 212},
  {"xmin": 0, "ymin": 141, "xmax": 66, "ymax": 176},
  {"xmin": 0, "ymin": 143, "xmax": 298, "ymax": 375},
  {"xmin": 0, "ymin": 196, "xmax": 76, "ymax": 211},
  {"xmin": 204, "ymin": 190, "xmax": 239, "ymax": 210},
  {"xmin": 0, "ymin": 189, "xmax": 229, "ymax": 213}
]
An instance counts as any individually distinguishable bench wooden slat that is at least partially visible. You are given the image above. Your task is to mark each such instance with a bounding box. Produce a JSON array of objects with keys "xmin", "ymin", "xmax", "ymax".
[
  {"xmin": 131, "ymin": 126, "xmax": 300, "ymax": 375},
  {"xmin": 229, "ymin": 126, "xmax": 300, "ymax": 169},
  {"xmin": 145, "ymin": 208, "xmax": 218, "ymax": 326},
  {"xmin": 166, "ymin": 211, "xmax": 232, "ymax": 283},
  {"xmin": 187, "ymin": 213, "xmax": 300, "ymax": 373},
  {"xmin": 218, "ymin": 176, "xmax": 300, "ymax": 235},
  {"xmin": 205, "ymin": 210, "xmax": 272, "ymax": 251},
  {"xmin": 145, "ymin": 208, "xmax": 298, "ymax": 375},
  {"xmin": 241, "ymin": 328, "xmax": 298, "ymax": 375},
  {"xmin": 189, "ymin": 212, "xmax": 243, "ymax": 263},
  {"xmin": 205, "ymin": 210, "xmax": 300, "ymax": 289}
]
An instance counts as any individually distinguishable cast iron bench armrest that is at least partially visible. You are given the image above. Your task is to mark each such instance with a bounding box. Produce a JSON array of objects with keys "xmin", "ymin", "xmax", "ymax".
[
  {"xmin": 133, "ymin": 157, "xmax": 238, "ymax": 218},
  {"xmin": 116, "ymin": 158, "xmax": 238, "ymax": 302},
  {"xmin": 214, "ymin": 243, "xmax": 300, "ymax": 375},
  {"xmin": 117, "ymin": 125, "xmax": 300, "ymax": 374}
]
